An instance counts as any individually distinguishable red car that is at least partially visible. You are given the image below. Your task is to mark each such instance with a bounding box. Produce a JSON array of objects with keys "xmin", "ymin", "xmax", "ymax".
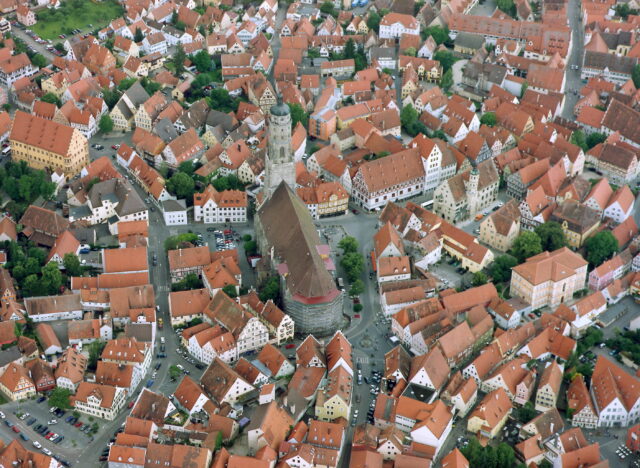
[
  {"xmin": 285, "ymin": 344, "xmax": 295, "ymax": 349},
  {"xmin": 74, "ymin": 422, "xmax": 83, "ymax": 428},
  {"xmin": 354, "ymin": 314, "xmax": 361, "ymax": 318},
  {"xmin": 128, "ymin": 401, "xmax": 135, "ymax": 409},
  {"xmin": 111, "ymin": 144, "xmax": 120, "ymax": 150},
  {"xmin": 11, "ymin": 426, "xmax": 20, "ymax": 433}
]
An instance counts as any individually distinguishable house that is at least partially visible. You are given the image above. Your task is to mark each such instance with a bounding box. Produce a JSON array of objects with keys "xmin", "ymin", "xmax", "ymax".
[
  {"xmin": 162, "ymin": 199, "xmax": 188, "ymax": 226},
  {"xmin": 379, "ymin": 13, "xmax": 419, "ymax": 39},
  {"xmin": 588, "ymin": 249, "xmax": 633, "ymax": 291},
  {"xmin": 591, "ymin": 356, "xmax": 640, "ymax": 427},
  {"xmin": 0, "ymin": 53, "xmax": 37, "ymax": 88},
  {"xmin": 567, "ymin": 375, "xmax": 598, "ymax": 429},
  {"xmin": 193, "ymin": 185, "xmax": 248, "ymax": 224},
  {"xmin": 247, "ymin": 401, "xmax": 294, "ymax": 454},
  {"xmin": 72, "ymin": 382, "xmax": 127, "ymax": 420},
  {"xmin": 408, "ymin": 347, "xmax": 450, "ymax": 392},
  {"xmin": 479, "ymin": 199, "xmax": 521, "ymax": 252},
  {"xmin": 315, "ymin": 366, "xmax": 353, "ymax": 422},
  {"xmin": 200, "ymin": 357, "xmax": 255, "ymax": 405},
  {"xmin": 0, "ymin": 363, "xmax": 35, "ymax": 401},
  {"xmin": 441, "ymin": 372, "xmax": 478, "ymax": 417},
  {"xmin": 24, "ymin": 293, "xmax": 83, "ymax": 322},
  {"xmin": 55, "ymin": 347, "xmax": 87, "ymax": 392},
  {"xmin": 25, "ymin": 359, "xmax": 55, "ymax": 393},
  {"xmin": 467, "ymin": 388, "xmax": 512, "ymax": 439},
  {"xmin": 161, "ymin": 128, "xmax": 205, "ymax": 167},
  {"xmin": 256, "ymin": 344, "xmax": 294, "ymax": 378},
  {"xmin": 535, "ymin": 361, "xmax": 563, "ymax": 412},
  {"xmin": 16, "ymin": 5, "xmax": 36, "ymax": 26},
  {"xmin": 481, "ymin": 357, "xmax": 535, "ymax": 402},
  {"xmin": 510, "ymin": 248, "xmax": 588, "ymax": 309},
  {"xmin": 550, "ymin": 200, "xmax": 601, "ymax": 249},
  {"xmin": 36, "ymin": 323, "xmax": 62, "ymax": 355},
  {"xmin": 604, "ymin": 185, "xmax": 635, "ymax": 224}
]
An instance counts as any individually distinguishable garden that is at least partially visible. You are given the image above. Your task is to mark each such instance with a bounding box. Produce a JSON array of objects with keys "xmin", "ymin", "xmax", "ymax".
[{"xmin": 33, "ymin": 0, "xmax": 124, "ymax": 40}]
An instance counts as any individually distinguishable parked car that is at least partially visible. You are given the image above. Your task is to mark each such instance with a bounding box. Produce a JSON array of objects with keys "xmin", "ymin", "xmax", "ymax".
[
  {"xmin": 32, "ymin": 441, "xmax": 42, "ymax": 449},
  {"xmin": 42, "ymin": 448, "xmax": 52, "ymax": 456},
  {"xmin": 12, "ymin": 426, "xmax": 20, "ymax": 433},
  {"xmin": 37, "ymin": 396, "xmax": 46, "ymax": 403}
]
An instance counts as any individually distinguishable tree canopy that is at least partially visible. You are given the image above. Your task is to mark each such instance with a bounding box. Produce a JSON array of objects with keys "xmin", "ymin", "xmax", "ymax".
[
  {"xmin": 585, "ymin": 231, "xmax": 618, "ymax": 267},
  {"xmin": 490, "ymin": 255, "xmax": 518, "ymax": 283},
  {"xmin": 99, "ymin": 114, "xmax": 113, "ymax": 133},
  {"xmin": 166, "ymin": 172, "xmax": 195, "ymax": 199},
  {"xmin": 511, "ymin": 231, "xmax": 543, "ymax": 263},
  {"xmin": 288, "ymin": 103, "xmax": 309, "ymax": 129},
  {"xmin": 534, "ymin": 222, "xmax": 567, "ymax": 251},
  {"xmin": 63, "ymin": 253, "xmax": 82, "ymax": 277},
  {"xmin": 480, "ymin": 112, "xmax": 497, "ymax": 127}
]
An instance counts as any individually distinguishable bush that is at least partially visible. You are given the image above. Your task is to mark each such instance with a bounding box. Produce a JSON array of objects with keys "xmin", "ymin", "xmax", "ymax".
[{"xmin": 353, "ymin": 303, "xmax": 363, "ymax": 312}]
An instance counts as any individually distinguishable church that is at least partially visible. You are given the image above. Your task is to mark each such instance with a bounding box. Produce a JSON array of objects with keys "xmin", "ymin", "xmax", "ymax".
[{"xmin": 255, "ymin": 101, "xmax": 344, "ymax": 335}]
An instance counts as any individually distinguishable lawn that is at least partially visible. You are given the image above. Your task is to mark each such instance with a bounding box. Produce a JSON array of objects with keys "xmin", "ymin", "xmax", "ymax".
[{"xmin": 32, "ymin": 0, "xmax": 124, "ymax": 40}]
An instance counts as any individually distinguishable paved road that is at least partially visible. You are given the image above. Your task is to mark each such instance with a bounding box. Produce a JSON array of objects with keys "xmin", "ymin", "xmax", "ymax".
[
  {"xmin": 561, "ymin": 0, "xmax": 585, "ymax": 119},
  {"xmin": 10, "ymin": 26, "xmax": 55, "ymax": 61}
]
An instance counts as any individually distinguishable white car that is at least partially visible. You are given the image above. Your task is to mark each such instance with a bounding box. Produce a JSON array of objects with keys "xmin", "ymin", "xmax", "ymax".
[
  {"xmin": 48, "ymin": 419, "xmax": 57, "ymax": 425},
  {"xmin": 0, "ymin": 411, "xmax": 5, "ymax": 419},
  {"xmin": 42, "ymin": 448, "xmax": 52, "ymax": 456},
  {"xmin": 160, "ymin": 337, "xmax": 165, "ymax": 344},
  {"xmin": 33, "ymin": 441, "xmax": 42, "ymax": 449}
]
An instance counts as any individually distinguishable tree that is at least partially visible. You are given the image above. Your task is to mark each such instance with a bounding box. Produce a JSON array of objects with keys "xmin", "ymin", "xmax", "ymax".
[
  {"xmin": 472, "ymin": 271, "xmax": 488, "ymax": 286},
  {"xmin": 633, "ymin": 64, "xmax": 640, "ymax": 88},
  {"xmin": 169, "ymin": 365, "xmax": 182, "ymax": 381},
  {"xmin": 54, "ymin": 42, "xmax": 65, "ymax": 53},
  {"xmin": 403, "ymin": 47, "xmax": 416, "ymax": 56},
  {"xmin": 173, "ymin": 45, "xmax": 187, "ymax": 77},
  {"xmin": 341, "ymin": 252, "xmax": 364, "ymax": 282},
  {"xmin": 134, "ymin": 27, "xmax": 144, "ymax": 43},
  {"xmin": 366, "ymin": 11, "xmax": 381, "ymax": 32},
  {"xmin": 515, "ymin": 401, "xmax": 536, "ymax": 423},
  {"xmin": 320, "ymin": 1, "xmax": 335, "ymax": 16},
  {"xmin": 423, "ymin": 26, "xmax": 450, "ymax": 45},
  {"xmin": 243, "ymin": 240, "xmax": 257, "ymax": 255},
  {"xmin": 41, "ymin": 261, "xmax": 63, "ymax": 295},
  {"xmin": 344, "ymin": 38, "xmax": 356, "ymax": 59},
  {"xmin": 433, "ymin": 50, "xmax": 458, "ymax": 73},
  {"xmin": 480, "ymin": 112, "xmax": 497, "ymax": 127},
  {"xmin": 87, "ymin": 340, "xmax": 106, "ymax": 371},
  {"xmin": 99, "ymin": 114, "xmax": 114, "ymax": 134},
  {"xmin": 338, "ymin": 236, "xmax": 359, "ymax": 254},
  {"xmin": 511, "ymin": 231, "xmax": 543, "ymax": 263},
  {"xmin": 440, "ymin": 69, "xmax": 453, "ymax": 92},
  {"xmin": 570, "ymin": 130, "xmax": 588, "ymax": 151},
  {"xmin": 140, "ymin": 77, "xmax": 161, "ymax": 96},
  {"xmin": 102, "ymin": 87, "xmax": 122, "ymax": 110},
  {"xmin": 259, "ymin": 276, "xmax": 280, "ymax": 302},
  {"xmin": 192, "ymin": 49, "xmax": 213, "ymax": 73},
  {"xmin": 497, "ymin": 0, "xmax": 516, "ymax": 17},
  {"xmin": 400, "ymin": 104, "xmax": 419, "ymax": 132},
  {"xmin": 207, "ymin": 88, "xmax": 239, "ymax": 113},
  {"xmin": 167, "ymin": 172, "xmax": 195, "ymax": 199},
  {"xmin": 287, "ymin": 103, "xmax": 309, "ymax": 129},
  {"xmin": 222, "ymin": 284, "xmax": 238, "ymax": 298},
  {"xmin": 490, "ymin": 255, "xmax": 518, "ymax": 283},
  {"xmin": 349, "ymin": 279, "xmax": 364, "ymax": 297},
  {"xmin": 534, "ymin": 221, "xmax": 567, "ymax": 251},
  {"xmin": 22, "ymin": 274, "xmax": 45, "ymax": 297},
  {"xmin": 48, "ymin": 387, "xmax": 72, "ymax": 409},
  {"xmin": 118, "ymin": 77, "xmax": 137, "ymax": 91},
  {"xmin": 41, "ymin": 93, "xmax": 61, "ymax": 107},
  {"xmin": 63, "ymin": 253, "xmax": 82, "ymax": 277},
  {"xmin": 586, "ymin": 132, "xmax": 607, "ymax": 149},
  {"xmin": 585, "ymin": 231, "xmax": 619, "ymax": 267},
  {"xmin": 31, "ymin": 54, "xmax": 47, "ymax": 68}
]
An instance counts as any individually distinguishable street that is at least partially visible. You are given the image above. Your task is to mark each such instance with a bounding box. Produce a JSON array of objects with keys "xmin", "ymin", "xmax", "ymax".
[{"xmin": 561, "ymin": 0, "xmax": 585, "ymax": 119}]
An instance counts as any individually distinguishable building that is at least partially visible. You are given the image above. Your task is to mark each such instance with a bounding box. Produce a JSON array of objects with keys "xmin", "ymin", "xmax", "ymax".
[
  {"xmin": 550, "ymin": 200, "xmax": 601, "ymax": 248},
  {"xmin": 263, "ymin": 101, "xmax": 295, "ymax": 199},
  {"xmin": 0, "ymin": 53, "xmax": 37, "ymax": 88},
  {"xmin": 510, "ymin": 248, "xmax": 588, "ymax": 309},
  {"xmin": 9, "ymin": 111, "xmax": 89, "ymax": 176},
  {"xmin": 479, "ymin": 199, "xmax": 521, "ymax": 252},
  {"xmin": 567, "ymin": 375, "xmax": 598, "ymax": 429},
  {"xmin": 467, "ymin": 388, "xmax": 512, "ymax": 439},
  {"xmin": 55, "ymin": 347, "xmax": 87, "ymax": 392},
  {"xmin": 604, "ymin": 186, "xmax": 635, "ymax": 224},
  {"xmin": 535, "ymin": 361, "xmax": 563, "ymax": 412},
  {"xmin": 162, "ymin": 199, "xmax": 188, "ymax": 225},
  {"xmin": 255, "ymin": 183, "xmax": 342, "ymax": 336},
  {"xmin": 0, "ymin": 363, "xmax": 35, "ymax": 401},
  {"xmin": 72, "ymin": 382, "xmax": 127, "ymax": 420},
  {"xmin": 193, "ymin": 185, "xmax": 247, "ymax": 224},
  {"xmin": 433, "ymin": 160, "xmax": 499, "ymax": 223},
  {"xmin": 379, "ymin": 13, "xmax": 419, "ymax": 39},
  {"xmin": 591, "ymin": 356, "xmax": 640, "ymax": 427}
]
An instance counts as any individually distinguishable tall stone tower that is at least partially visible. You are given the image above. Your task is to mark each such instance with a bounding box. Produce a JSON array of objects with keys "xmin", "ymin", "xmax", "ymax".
[
  {"xmin": 263, "ymin": 100, "xmax": 295, "ymax": 199},
  {"xmin": 467, "ymin": 164, "xmax": 480, "ymax": 217}
]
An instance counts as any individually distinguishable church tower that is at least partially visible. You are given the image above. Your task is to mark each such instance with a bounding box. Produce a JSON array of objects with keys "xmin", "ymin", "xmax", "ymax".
[
  {"xmin": 467, "ymin": 163, "xmax": 480, "ymax": 217},
  {"xmin": 263, "ymin": 100, "xmax": 295, "ymax": 199}
]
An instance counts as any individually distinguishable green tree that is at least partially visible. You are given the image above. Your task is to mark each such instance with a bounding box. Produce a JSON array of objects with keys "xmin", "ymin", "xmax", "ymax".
[
  {"xmin": 87, "ymin": 340, "xmax": 106, "ymax": 371},
  {"xmin": 433, "ymin": 50, "xmax": 458, "ymax": 73},
  {"xmin": 341, "ymin": 252, "xmax": 364, "ymax": 282},
  {"xmin": 54, "ymin": 42, "xmax": 65, "ymax": 53},
  {"xmin": 192, "ymin": 49, "xmax": 213, "ymax": 73},
  {"xmin": 349, "ymin": 279, "xmax": 364, "ymax": 297},
  {"xmin": 140, "ymin": 77, "xmax": 162, "ymax": 96},
  {"xmin": 134, "ymin": 27, "xmax": 144, "ymax": 43},
  {"xmin": 207, "ymin": 88, "xmax": 239, "ymax": 113},
  {"xmin": 570, "ymin": 129, "xmax": 588, "ymax": 151},
  {"xmin": 320, "ymin": 1, "xmax": 335, "ymax": 16},
  {"xmin": 403, "ymin": 47, "xmax": 416, "ymax": 56},
  {"xmin": 41, "ymin": 93, "xmax": 61, "ymax": 107},
  {"xmin": 440, "ymin": 69, "xmax": 453, "ymax": 92},
  {"xmin": 31, "ymin": 54, "xmax": 47, "ymax": 68},
  {"xmin": 118, "ymin": 77, "xmax": 137, "ymax": 91},
  {"xmin": 344, "ymin": 38, "xmax": 356, "ymax": 59},
  {"xmin": 212, "ymin": 174, "xmax": 245, "ymax": 191},
  {"xmin": 585, "ymin": 231, "xmax": 619, "ymax": 267},
  {"xmin": 496, "ymin": 443, "xmax": 516, "ymax": 468},
  {"xmin": 243, "ymin": 240, "xmax": 257, "ymax": 255},
  {"xmin": 633, "ymin": 64, "xmax": 640, "ymax": 88},
  {"xmin": 423, "ymin": 26, "xmax": 450, "ymax": 45},
  {"xmin": 400, "ymin": 104, "xmax": 419, "ymax": 132},
  {"xmin": 102, "ymin": 87, "xmax": 122, "ymax": 110},
  {"xmin": 287, "ymin": 103, "xmax": 309, "ymax": 129},
  {"xmin": 338, "ymin": 236, "xmax": 359, "ymax": 254},
  {"xmin": 63, "ymin": 253, "xmax": 82, "ymax": 277},
  {"xmin": 48, "ymin": 387, "xmax": 72, "ymax": 409},
  {"xmin": 472, "ymin": 271, "xmax": 488, "ymax": 286},
  {"xmin": 99, "ymin": 114, "xmax": 114, "ymax": 134},
  {"xmin": 173, "ymin": 45, "xmax": 187, "ymax": 77},
  {"xmin": 222, "ymin": 284, "xmax": 238, "ymax": 298},
  {"xmin": 535, "ymin": 221, "xmax": 567, "ymax": 251},
  {"xmin": 42, "ymin": 261, "xmax": 63, "ymax": 295},
  {"xmin": 169, "ymin": 365, "xmax": 182, "ymax": 380},
  {"xmin": 22, "ymin": 274, "xmax": 45, "ymax": 297},
  {"xmin": 511, "ymin": 231, "xmax": 543, "ymax": 263},
  {"xmin": 497, "ymin": 0, "xmax": 516, "ymax": 17},
  {"xmin": 586, "ymin": 132, "xmax": 607, "ymax": 149},
  {"xmin": 259, "ymin": 276, "xmax": 280, "ymax": 302},
  {"xmin": 480, "ymin": 112, "xmax": 497, "ymax": 127},
  {"xmin": 490, "ymin": 255, "xmax": 518, "ymax": 283},
  {"xmin": 166, "ymin": 172, "xmax": 195, "ymax": 199},
  {"xmin": 515, "ymin": 401, "xmax": 536, "ymax": 423},
  {"xmin": 366, "ymin": 11, "xmax": 381, "ymax": 32}
]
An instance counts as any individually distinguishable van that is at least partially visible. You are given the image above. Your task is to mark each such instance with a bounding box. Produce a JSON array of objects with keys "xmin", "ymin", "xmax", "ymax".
[
  {"xmin": 475, "ymin": 213, "xmax": 484, "ymax": 221},
  {"xmin": 1, "ymin": 146, "xmax": 10, "ymax": 156}
]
